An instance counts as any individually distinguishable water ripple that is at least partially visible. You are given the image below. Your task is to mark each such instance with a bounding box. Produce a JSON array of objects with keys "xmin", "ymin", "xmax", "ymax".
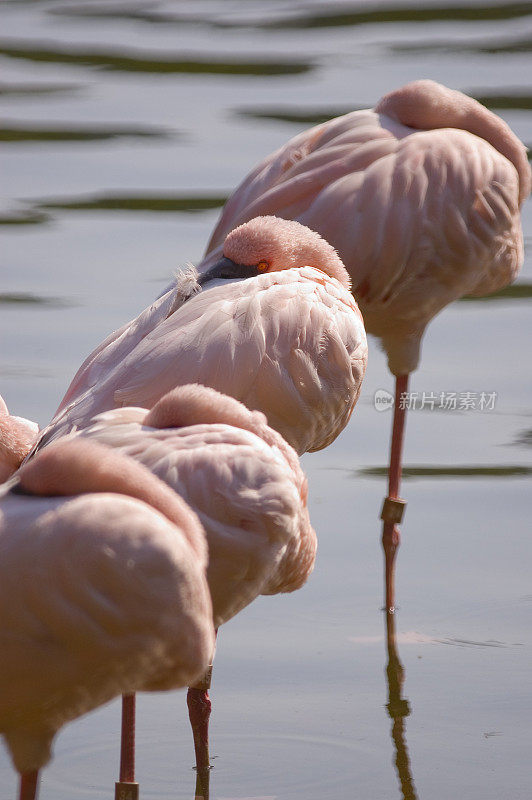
[
  {"xmin": 0, "ymin": 293, "xmax": 76, "ymax": 308},
  {"xmin": 460, "ymin": 283, "xmax": 532, "ymax": 301},
  {"xmin": 392, "ymin": 32, "xmax": 532, "ymax": 54},
  {"xmin": 0, "ymin": 121, "xmax": 173, "ymax": 143},
  {"xmin": 213, "ymin": 1, "xmax": 532, "ymax": 30},
  {"xmin": 0, "ymin": 81, "xmax": 83, "ymax": 97},
  {"xmin": 35, "ymin": 192, "xmax": 229, "ymax": 213},
  {"xmin": 0, "ymin": 40, "xmax": 314, "ymax": 76},
  {"xmin": 235, "ymin": 91, "xmax": 532, "ymax": 128},
  {"xmin": 0, "ymin": 209, "xmax": 50, "ymax": 226}
]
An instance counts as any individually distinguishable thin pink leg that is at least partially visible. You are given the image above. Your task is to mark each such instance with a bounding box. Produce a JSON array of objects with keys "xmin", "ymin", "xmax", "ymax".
[
  {"xmin": 187, "ymin": 632, "xmax": 216, "ymax": 800},
  {"xmin": 381, "ymin": 374, "xmax": 409, "ymax": 614},
  {"xmin": 19, "ymin": 771, "xmax": 39, "ymax": 800},
  {"xmin": 115, "ymin": 693, "xmax": 139, "ymax": 799},
  {"xmin": 187, "ymin": 683, "xmax": 212, "ymax": 800}
]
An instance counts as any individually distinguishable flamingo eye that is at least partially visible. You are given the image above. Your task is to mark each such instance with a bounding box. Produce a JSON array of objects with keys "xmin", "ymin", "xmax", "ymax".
[{"xmin": 257, "ymin": 261, "xmax": 269, "ymax": 271}]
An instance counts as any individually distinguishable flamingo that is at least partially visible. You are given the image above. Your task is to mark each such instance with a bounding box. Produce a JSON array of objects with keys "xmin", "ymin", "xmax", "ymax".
[
  {"xmin": 0, "ymin": 438, "xmax": 214, "ymax": 800},
  {"xmin": 0, "ymin": 395, "xmax": 39, "ymax": 482},
  {"xmin": 200, "ymin": 79, "xmax": 532, "ymax": 612},
  {"xmin": 31, "ymin": 216, "xmax": 368, "ymax": 457},
  {"xmin": 75, "ymin": 383, "xmax": 317, "ymax": 797}
]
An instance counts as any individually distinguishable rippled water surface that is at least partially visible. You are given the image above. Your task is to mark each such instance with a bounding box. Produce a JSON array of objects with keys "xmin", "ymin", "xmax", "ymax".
[{"xmin": 1, "ymin": 1, "xmax": 531, "ymax": 798}]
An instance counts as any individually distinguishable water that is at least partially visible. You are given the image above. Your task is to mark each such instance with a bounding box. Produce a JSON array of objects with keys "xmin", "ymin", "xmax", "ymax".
[{"xmin": 1, "ymin": 1, "xmax": 531, "ymax": 798}]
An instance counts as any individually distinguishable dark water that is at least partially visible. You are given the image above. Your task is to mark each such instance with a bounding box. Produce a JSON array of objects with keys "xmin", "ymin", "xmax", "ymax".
[{"xmin": 1, "ymin": 1, "xmax": 531, "ymax": 798}]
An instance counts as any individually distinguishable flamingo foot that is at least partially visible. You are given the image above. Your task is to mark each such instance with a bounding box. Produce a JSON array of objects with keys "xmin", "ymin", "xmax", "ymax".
[
  {"xmin": 19, "ymin": 771, "xmax": 39, "ymax": 800},
  {"xmin": 187, "ymin": 669, "xmax": 213, "ymax": 800}
]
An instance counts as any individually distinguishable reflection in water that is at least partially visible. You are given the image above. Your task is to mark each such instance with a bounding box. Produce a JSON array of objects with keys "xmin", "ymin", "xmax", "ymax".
[
  {"xmin": 193, "ymin": 764, "xmax": 211, "ymax": 800},
  {"xmin": 384, "ymin": 612, "xmax": 418, "ymax": 800},
  {"xmin": 361, "ymin": 464, "xmax": 532, "ymax": 478}
]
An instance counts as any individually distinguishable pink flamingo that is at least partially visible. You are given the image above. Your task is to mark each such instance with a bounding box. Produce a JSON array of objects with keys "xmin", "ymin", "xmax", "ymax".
[
  {"xmin": 33, "ymin": 217, "xmax": 368, "ymax": 457},
  {"xmin": 76, "ymin": 383, "xmax": 317, "ymax": 797},
  {"xmin": 200, "ymin": 80, "xmax": 532, "ymax": 612},
  {"xmin": 0, "ymin": 394, "xmax": 39, "ymax": 482},
  {"xmin": 0, "ymin": 438, "xmax": 214, "ymax": 800}
]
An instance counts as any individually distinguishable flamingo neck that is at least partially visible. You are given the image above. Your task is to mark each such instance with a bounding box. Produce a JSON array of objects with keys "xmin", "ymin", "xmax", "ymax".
[{"xmin": 17, "ymin": 439, "xmax": 208, "ymax": 564}]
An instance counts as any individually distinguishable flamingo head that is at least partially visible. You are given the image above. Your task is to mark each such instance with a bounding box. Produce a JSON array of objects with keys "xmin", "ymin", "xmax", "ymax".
[
  {"xmin": 144, "ymin": 384, "xmax": 268, "ymax": 433},
  {"xmin": 199, "ymin": 216, "xmax": 351, "ymax": 289}
]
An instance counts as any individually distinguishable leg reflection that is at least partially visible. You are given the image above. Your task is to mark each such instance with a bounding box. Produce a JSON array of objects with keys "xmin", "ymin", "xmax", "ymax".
[{"xmin": 385, "ymin": 611, "xmax": 418, "ymax": 800}]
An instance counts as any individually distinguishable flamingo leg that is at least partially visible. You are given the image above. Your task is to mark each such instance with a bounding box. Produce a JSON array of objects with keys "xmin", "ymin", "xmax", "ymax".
[
  {"xmin": 19, "ymin": 771, "xmax": 39, "ymax": 800},
  {"xmin": 187, "ymin": 664, "xmax": 213, "ymax": 800},
  {"xmin": 187, "ymin": 629, "xmax": 217, "ymax": 800},
  {"xmin": 381, "ymin": 374, "xmax": 409, "ymax": 613},
  {"xmin": 115, "ymin": 693, "xmax": 139, "ymax": 799}
]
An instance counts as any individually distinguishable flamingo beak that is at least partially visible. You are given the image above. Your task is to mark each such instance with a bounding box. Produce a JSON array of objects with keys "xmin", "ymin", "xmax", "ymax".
[{"xmin": 197, "ymin": 257, "xmax": 261, "ymax": 286}]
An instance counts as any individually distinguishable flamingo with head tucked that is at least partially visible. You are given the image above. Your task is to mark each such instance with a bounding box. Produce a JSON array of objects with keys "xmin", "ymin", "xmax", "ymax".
[
  {"xmin": 75, "ymin": 383, "xmax": 317, "ymax": 797},
  {"xmin": 31, "ymin": 216, "xmax": 368, "ymax": 458},
  {"xmin": 0, "ymin": 438, "xmax": 214, "ymax": 800},
  {"xmin": 200, "ymin": 79, "xmax": 531, "ymax": 612},
  {"xmin": 0, "ymin": 395, "xmax": 39, "ymax": 482}
]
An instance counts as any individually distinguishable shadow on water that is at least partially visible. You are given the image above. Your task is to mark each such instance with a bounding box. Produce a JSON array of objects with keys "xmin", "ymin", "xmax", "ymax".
[
  {"xmin": 384, "ymin": 611, "xmax": 418, "ymax": 800},
  {"xmin": 0, "ymin": 41, "xmax": 314, "ymax": 76}
]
